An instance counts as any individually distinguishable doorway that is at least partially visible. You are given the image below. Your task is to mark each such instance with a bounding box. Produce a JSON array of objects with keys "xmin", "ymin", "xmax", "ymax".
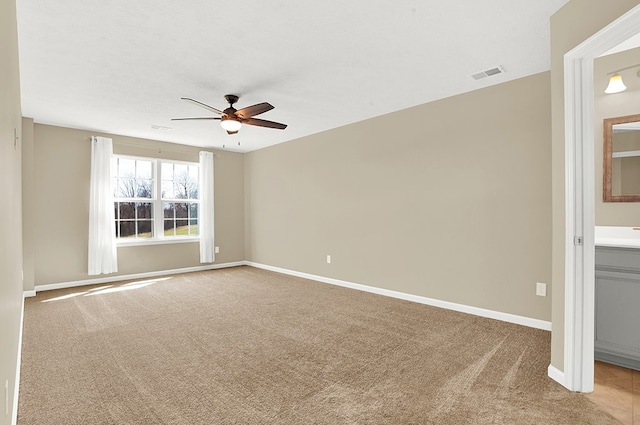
[{"xmin": 563, "ymin": 4, "xmax": 640, "ymax": 393}]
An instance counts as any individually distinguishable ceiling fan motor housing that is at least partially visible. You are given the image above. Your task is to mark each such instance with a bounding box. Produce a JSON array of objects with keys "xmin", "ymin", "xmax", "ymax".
[{"xmin": 224, "ymin": 94, "xmax": 239, "ymax": 106}]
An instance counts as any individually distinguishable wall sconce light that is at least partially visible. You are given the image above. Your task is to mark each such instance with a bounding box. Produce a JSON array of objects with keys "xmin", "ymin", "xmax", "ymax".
[{"xmin": 605, "ymin": 63, "xmax": 640, "ymax": 94}]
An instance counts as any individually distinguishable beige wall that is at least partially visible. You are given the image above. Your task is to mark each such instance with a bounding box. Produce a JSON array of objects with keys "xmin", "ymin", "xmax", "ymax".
[
  {"xmin": 550, "ymin": 0, "xmax": 640, "ymax": 371},
  {"xmin": 246, "ymin": 72, "xmax": 552, "ymax": 321},
  {"xmin": 0, "ymin": 0, "xmax": 23, "ymax": 422},
  {"xmin": 27, "ymin": 124, "xmax": 245, "ymax": 286},
  {"xmin": 594, "ymin": 47, "xmax": 640, "ymax": 224}
]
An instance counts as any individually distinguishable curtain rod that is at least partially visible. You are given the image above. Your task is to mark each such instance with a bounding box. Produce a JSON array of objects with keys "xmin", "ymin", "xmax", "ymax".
[{"xmin": 86, "ymin": 136, "xmax": 220, "ymax": 155}]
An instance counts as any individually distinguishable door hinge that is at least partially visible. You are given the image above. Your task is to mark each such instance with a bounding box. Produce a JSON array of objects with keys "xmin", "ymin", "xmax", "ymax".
[{"xmin": 574, "ymin": 236, "xmax": 583, "ymax": 246}]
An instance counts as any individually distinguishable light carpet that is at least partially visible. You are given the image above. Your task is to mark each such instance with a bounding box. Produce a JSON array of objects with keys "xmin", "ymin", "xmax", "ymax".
[{"xmin": 18, "ymin": 266, "xmax": 619, "ymax": 424}]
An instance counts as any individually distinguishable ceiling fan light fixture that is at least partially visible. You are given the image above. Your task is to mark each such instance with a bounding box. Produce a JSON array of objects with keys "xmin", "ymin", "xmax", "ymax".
[
  {"xmin": 220, "ymin": 117, "xmax": 242, "ymax": 132},
  {"xmin": 174, "ymin": 95, "xmax": 286, "ymax": 136},
  {"xmin": 605, "ymin": 73, "xmax": 627, "ymax": 94}
]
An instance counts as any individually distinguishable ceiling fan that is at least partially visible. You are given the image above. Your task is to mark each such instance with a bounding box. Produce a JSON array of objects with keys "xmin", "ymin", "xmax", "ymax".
[{"xmin": 172, "ymin": 94, "xmax": 287, "ymax": 135}]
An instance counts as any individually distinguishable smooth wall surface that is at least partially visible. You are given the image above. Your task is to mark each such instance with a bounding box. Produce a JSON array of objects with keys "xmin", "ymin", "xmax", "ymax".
[
  {"xmin": 0, "ymin": 0, "xmax": 23, "ymax": 422},
  {"xmin": 246, "ymin": 72, "xmax": 552, "ymax": 321},
  {"xmin": 594, "ymin": 47, "xmax": 640, "ymax": 225},
  {"xmin": 27, "ymin": 124, "xmax": 245, "ymax": 286},
  {"xmin": 550, "ymin": 0, "xmax": 640, "ymax": 371}
]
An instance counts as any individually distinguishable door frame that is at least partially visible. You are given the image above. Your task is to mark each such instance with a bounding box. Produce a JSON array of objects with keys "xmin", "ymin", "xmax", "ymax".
[{"xmin": 563, "ymin": 4, "xmax": 640, "ymax": 392}]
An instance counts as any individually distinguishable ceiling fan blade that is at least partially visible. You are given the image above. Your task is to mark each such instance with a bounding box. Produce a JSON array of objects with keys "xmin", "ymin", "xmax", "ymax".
[
  {"xmin": 180, "ymin": 97, "xmax": 223, "ymax": 115},
  {"xmin": 171, "ymin": 117, "xmax": 221, "ymax": 121},
  {"xmin": 235, "ymin": 102, "xmax": 274, "ymax": 119},
  {"xmin": 243, "ymin": 117, "xmax": 287, "ymax": 130}
]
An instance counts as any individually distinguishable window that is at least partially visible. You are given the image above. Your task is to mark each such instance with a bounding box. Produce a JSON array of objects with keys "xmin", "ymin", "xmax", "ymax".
[
  {"xmin": 161, "ymin": 162, "xmax": 199, "ymax": 237},
  {"xmin": 112, "ymin": 157, "xmax": 153, "ymax": 239},
  {"xmin": 112, "ymin": 156, "xmax": 199, "ymax": 242}
]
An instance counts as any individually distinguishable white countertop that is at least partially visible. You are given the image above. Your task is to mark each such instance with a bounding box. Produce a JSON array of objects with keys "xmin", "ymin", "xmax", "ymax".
[{"xmin": 595, "ymin": 226, "xmax": 640, "ymax": 249}]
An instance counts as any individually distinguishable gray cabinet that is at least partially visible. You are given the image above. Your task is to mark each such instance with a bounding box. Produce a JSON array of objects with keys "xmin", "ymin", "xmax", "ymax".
[{"xmin": 595, "ymin": 246, "xmax": 640, "ymax": 371}]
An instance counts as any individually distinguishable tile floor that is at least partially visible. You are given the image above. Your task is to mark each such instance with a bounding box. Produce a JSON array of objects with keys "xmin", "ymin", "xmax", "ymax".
[{"xmin": 585, "ymin": 361, "xmax": 640, "ymax": 424}]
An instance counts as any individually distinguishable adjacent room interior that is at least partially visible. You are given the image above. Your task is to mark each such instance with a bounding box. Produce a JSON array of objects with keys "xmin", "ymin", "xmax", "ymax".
[{"xmin": 3, "ymin": 0, "xmax": 640, "ymax": 424}]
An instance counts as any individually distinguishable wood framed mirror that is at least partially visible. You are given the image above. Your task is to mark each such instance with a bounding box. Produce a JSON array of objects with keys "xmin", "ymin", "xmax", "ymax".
[{"xmin": 603, "ymin": 113, "xmax": 640, "ymax": 202}]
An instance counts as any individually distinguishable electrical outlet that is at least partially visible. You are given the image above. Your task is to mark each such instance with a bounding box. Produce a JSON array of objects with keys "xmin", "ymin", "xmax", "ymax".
[
  {"xmin": 214, "ymin": 246, "xmax": 220, "ymax": 254},
  {"xmin": 326, "ymin": 255, "xmax": 331, "ymax": 264},
  {"xmin": 536, "ymin": 282, "xmax": 547, "ymax": 297}
]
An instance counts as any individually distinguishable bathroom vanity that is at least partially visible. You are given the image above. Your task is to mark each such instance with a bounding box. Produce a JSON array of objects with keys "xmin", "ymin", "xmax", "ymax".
[{"xmin": 595, "ymin": 227, "xmax": 640, "ymax": 371}]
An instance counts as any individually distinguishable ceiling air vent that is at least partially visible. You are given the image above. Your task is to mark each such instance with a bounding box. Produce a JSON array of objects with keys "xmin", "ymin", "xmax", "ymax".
[
  {"xmin": 150, "ymin": 124, "xmax": 172, "ymax": 131},
  {"xmin": 470, "ymin": 66, "xmax": 505, "ymax": 80}
]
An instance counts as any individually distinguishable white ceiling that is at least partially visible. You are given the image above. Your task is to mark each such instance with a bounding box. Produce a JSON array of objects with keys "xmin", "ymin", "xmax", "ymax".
[
  {"xmin": 602, "ymin": 32, "xmax": 640, "ymax": 56},
  {"xmin": 16, "ymin": 0, "xmax": 569, "ymax": 153}
]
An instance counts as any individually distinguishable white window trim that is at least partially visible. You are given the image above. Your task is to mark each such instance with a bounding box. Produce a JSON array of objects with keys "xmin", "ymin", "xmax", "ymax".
[
  {"xmin": 117, "ymin": 237, "xmax": 199, "ymax": 247},
  {"xmin": 112, "ymin": 154, "xmax": 200, "ymax": 246}
]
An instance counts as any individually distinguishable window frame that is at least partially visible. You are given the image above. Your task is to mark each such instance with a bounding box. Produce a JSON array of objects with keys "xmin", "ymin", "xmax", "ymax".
[{"xmin": 112, "ymin": 154, "xmax": 200, "ymax": 246}]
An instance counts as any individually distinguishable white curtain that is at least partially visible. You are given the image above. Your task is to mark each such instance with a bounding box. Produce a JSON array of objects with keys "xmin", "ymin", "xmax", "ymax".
[
  {"xmin": 88, "ymin": 136, "xmax": 118, "ymax": 275},
  {"xmin": 199, "ymin": 151, "xmax": 215, "ymax": 263}
]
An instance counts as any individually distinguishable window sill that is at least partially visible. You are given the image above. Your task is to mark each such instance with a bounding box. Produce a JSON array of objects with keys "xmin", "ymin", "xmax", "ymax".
[{"xmin": 117, "ymin": 237, "xmax": 199, "ymax": 247}]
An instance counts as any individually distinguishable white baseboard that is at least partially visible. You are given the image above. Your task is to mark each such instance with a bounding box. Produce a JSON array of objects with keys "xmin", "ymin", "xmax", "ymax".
[
  {"xmin": 23, "ymin": 290, "xmax": 36, "ymax": 298},
  {"xmin": 245, "ymin": 262, "xmax": 552, "ymax": 331},
  {"xmin": 32, "ymin": 261, "xmax": 245, "ymax": 293},
  {"xmin": 547, "ymin": 364, "xmax": 566, "ymax": 388},
  {"xmin": 12, "ymin": 295, "xmax": 26, "ymax": 425},
  {"xmin": 28, "ymin": 261, "xmax": 552, "ymax": 332},
  {"xmin": 28, "ymin": 261, "xmax": 553, "ymax": 331}
]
